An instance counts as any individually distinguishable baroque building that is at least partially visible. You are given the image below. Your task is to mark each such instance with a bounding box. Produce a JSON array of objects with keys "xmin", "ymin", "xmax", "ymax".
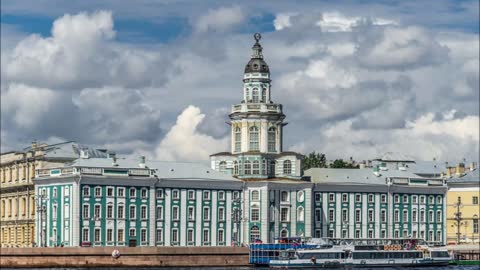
[
  {"xmin": 0, "ymin": 141, "xmax": 106, "ymax": 247},
  {"xmin": 210, "ymin": 33, "xmax": 303, "ymax": 179}
]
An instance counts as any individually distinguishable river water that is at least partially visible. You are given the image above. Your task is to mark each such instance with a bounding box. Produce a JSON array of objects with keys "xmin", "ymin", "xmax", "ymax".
[{"xmin": 2, "ymin": 266, "xmax": 478, "ymax": 270}]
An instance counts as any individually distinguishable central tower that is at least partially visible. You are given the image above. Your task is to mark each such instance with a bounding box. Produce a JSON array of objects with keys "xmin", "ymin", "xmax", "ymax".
[{"xmin": 211, "ymin": 33, "xmax": 302, "ymax": 179}]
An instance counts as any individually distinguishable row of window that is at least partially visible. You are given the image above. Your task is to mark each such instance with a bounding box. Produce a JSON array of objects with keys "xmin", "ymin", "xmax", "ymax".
[
  {"xmin": 314, "ymin": 208, "xmax": 443, "ymax": 223},
  {"xmin": 81, "ymin": 227, "xmax": 227, "ymax": 245},
  {"xmin": 233, "ymin": 126, "xmax": 276, "ymax": 152},
  {"xmin": 226, "ymin": 159, "xmax": 292, "ymax": 175},
  {"xmin": 81, "ymin": 204, "xmax": 227, "ymax": 221},
  {"xmin": 250, "ymin": 190, "xmax": 305, "ymax": 202},
  {"xmin": 0, "ymin": 196, "xmax": 35, "ymax": 218},
  {"xmin": 0, "ymin": 164, "xmax": 35, "ymax": 183},
  {"xmin": 82, "ymin": 187, "xmax": 239, "ymax": 201},
  {"xmin": 314, "ymin": 193, "xmax": 443, "ymax": 205},
  {"xmin": 244, "ymin": 87, "xmax": 268, "ymax": 104},
  {"xmin": 314, "ymin": 229, "xmax": 443, "ymax": 242}
]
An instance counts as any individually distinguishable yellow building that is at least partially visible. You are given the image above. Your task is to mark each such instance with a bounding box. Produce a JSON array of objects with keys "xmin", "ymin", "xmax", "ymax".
[
  {"xmin": 446, "ymin": 163, "xmax": 479, "ymax": 244},
  {"xmin": 0, "ymin": 141, "xmax": 107, "ymax": 247}
]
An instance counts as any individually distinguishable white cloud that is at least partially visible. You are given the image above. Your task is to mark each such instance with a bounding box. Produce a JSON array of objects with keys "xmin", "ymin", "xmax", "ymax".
[
  {"xmin": 193, "ymin": 6, "xmax": 245, "ymax": 33},
  {"xmin": 273, "ymin": 13, "xmax": 295, "ymax": 30},
  {"xmin": 155, "ymin": 106, "xmax": 228, "ymax": 161}
]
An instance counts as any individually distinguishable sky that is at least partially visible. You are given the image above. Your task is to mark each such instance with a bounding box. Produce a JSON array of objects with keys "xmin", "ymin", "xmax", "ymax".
[{"xmin": 1, "ymin": 0, "xmax": 479, "ymax": 163}]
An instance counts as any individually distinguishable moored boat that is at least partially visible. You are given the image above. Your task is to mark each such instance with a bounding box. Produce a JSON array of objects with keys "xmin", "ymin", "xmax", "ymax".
[{"xmin": 268, "ymin": 238, "xmax": 451, "ymax": 268}]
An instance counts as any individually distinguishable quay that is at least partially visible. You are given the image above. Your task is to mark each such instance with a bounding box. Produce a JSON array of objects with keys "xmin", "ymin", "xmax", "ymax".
[
  {"xmin": 447, "ymin": 245, "xmax": 480, "ymax": 265},
  {"xmin": 0, "ymin": 247, "xmax": 250, "ymax": 268}
]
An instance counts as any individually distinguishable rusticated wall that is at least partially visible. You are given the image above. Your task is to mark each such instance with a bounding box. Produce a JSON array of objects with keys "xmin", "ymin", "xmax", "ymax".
[{"xmin": 0, "ymin": 246, "xmax": 250, "ymax": 268}]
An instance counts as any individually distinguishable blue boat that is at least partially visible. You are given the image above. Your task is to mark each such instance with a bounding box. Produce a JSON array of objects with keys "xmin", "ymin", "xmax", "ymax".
[{"xmin": 249, "ymin": 237, "xmax": 319, "ymax": 265}]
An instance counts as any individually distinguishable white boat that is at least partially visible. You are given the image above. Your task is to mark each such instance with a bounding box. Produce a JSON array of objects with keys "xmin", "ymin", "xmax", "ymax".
[{"xmin": 269, "ymin": 238, "xmax": 451, "ymax": 268}]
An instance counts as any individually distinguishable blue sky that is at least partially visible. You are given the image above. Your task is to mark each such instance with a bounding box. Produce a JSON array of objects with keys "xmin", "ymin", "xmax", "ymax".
[{"xmin": 1, "ymin": 0, "xmax": 479, "ymax": 162}]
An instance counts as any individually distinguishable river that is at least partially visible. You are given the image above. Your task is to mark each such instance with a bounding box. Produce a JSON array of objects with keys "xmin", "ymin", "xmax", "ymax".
[{"xmin": 1, "ymin": 266, "xmax": 478, "ymax": 270}]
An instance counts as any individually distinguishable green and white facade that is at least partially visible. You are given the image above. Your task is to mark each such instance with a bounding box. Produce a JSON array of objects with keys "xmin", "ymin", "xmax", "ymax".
[{"xmin": 34, "ymin": 159, "xmax": 243, "ymax": 247}]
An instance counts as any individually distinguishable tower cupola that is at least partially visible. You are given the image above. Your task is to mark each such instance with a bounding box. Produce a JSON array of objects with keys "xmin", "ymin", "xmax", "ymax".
[{"xmin": 244, "ymin": 33, "xmax": 270, "ymax": 74}]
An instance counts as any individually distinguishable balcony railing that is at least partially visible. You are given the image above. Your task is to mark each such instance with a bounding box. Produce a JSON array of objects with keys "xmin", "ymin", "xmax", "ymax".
[{"xmin": 231, "ymin": 103, "xmax": 282, "ymax": 113}]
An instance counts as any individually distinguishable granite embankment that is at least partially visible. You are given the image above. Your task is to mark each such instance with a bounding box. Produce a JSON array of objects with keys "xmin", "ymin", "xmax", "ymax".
[{"xmin": 0, "ymin": 246, "xmax": 250, "ymax": 268}]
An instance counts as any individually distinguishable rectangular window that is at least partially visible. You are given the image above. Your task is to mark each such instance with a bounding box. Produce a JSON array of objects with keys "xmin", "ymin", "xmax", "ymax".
[
  {"xmin": 218, "ymin": 207, "xmax": 225, "ymax": 221},
  {"xmin": 420, "ymin": 196, "xmax": 425, "ymax": 204},
  {"xmin": 368, "ymin": 209, "xmax": 374, "ymax": 222},
  {"xmin": 315, "ymin": 209, "xmax": 322, "ymax": 222},
  {"xmin": 355, "ymin": 194, "xmax": 361, "ymax": 202},
  {"xmin": 403, "ymin": 195, "xmax": 408, "ymax": 204},
  {"xmin": 107, "ymin": 205, "xmax": 113, "ymax": 219},
  {"xmin": 141, "ymin": 189, "xmax": 147, "ymax": 199},
  {"xmin": 141, "ymin": 205, "xmax": 147, "ymax": 220},
  {"xmin": 118, "ymin": 229, "xmax": 124, "ymax": 242},
  {"xmin": 329, "ymin": 209, "xmax": 335, "ymax": 222},
  {"xmin": 188, "ymin": 190, "xmax": 195, "ymax": 200},
  {"xmin": 394, "ymin": 210, "xmax": 399, "ymax": 222},
  {"xmin": 394, "ymin": 230, "xmax": 399, "ymax": 238},
  {"xmin": 203, "ymin": 191, "xmax": 210, "ymax": 200},
  {"xmin": 381, "ymin": 194, "xmax": 387, "ymax": 203},
  {"xmin": 107, "ymin": 229, "xmax": 113, "ymax": 242},
  {"xmin": 280, "ymin": 207, "xmax": 289, "ymax": 222},
  {"xmin": 355, "ymin": 209, "xmax": 361, "ymax": 223},
  {"xmin": 141, "ymin": 229, "xmax": 147, "ymax": 243},
  {"xmin": 187, "ymin": 229, "xmax": 194, "ymax": 243},
  {"xmin": 118, "ymin": 188, "xmax": 125, "ymax": 197},
  {"xmin": 355, "ymin": 230, "xmax": 361, "ymax": 238},
  {"xmin": 315, "ymin": 193, "xmax": 321, "ymax": 202},
  {"xmin": 412, "ymin": 210, "xmax": 417, "ymax": 222},
  {"xmin": 95, "ymin": 187, "xmax": 102, "ymax": 197},
  {"xmin": 130, "ymin": 205, "xmax": 136, "ymax": 219},
  {"xmin": 368, "ymin": 230, "xmax": 373, "ymax": 238},
  {"xmin": 107, "ymin": 187, "xmax": 113, "ymax": 197},
  {"xmin": 83, "ymin": 187, "xmax": 90, "ymax": 197},
  {"xmin": 203, "ymin": 207, "xmax": 210, "ymax": 221},
  {"xmin": 83, "ymin": 205, "xmax": 89, "ymax": 219},
  {"xmin": 218, "ymin": 191, "xmax": 225, "ymax": 201},
  {"xmin": 436, "ymin": 211, "xmax": 442, "ymax": 223},
  {"xmin": 281, "ymin": 191, "xmax": 289, "ymax": 202},
  {"xmin": 429, "ymin": 231, "xmax": 433, "ymax": 241},
  {"xmin": 368, "ymin": 194, "xmax": 374, "ymax": 203},
  {"xmin": 381, "ymin": 230, "xmax": 386, "ymax": 238},
  {"xmin": 188, "ymin": 206, "xmax": 194, "ymax": 221},
  {"xmin": 94, "ymin": 229, "xmax": 100, "ymax": 242},
  {"xmin": 473, "ymin": 196, "xmax": 479, "ymax": 205},
  {"xmin": 342, "ymin": 194, "xmax": 348, "ymax": 202},
  {"xmin": 233, "ymin": 191, "xmax": 239, "ymax": 200},
  {"xmin": 315, "ymin": 230, "xmax": 322, "ymax": 238},
  {"xmin": 342, "ymin": 209, "xmax": 348, "ymax": 222},
  {"xmin": 203, "ymin": 229, "xmax": 209, "ymax": 244},
  {"xmin": 428, "ymin": 211, "xmax": 434, "ymax": 223},
  {"xmin": 218, "ymin": 229, "xmax": 224, "ymax": 243},
  {"xmin": 403, "ymin": 210, "xmax": 408, "ymax": 222},
  {"xmin": 82, "ymin": 228, "xmax": 90, "ymax": 242},
  {"xmin": 156, "ymin": 188, "xmax": 163, "ymax": 198},
  {"xmin": 381, "ymin": 210, "xmax": 386, "ymax": 223},
  {"xmin": 420, "ymin": 210, "xmax": 425, "ymax": 222},
  {"xmin": 157, "ymin": 206, "xmax": 163, "ymax": 220},
  {"xmin": 130, "ymin": 188, "xmax": 136, "ymax": 198},
  {"xmin": 329, "ymin": 193, "xmax": 335, "ymax": 202},
  {"xmin": 403, "ymin": 230, "xmax": 408, "ymax": 237},
  {"xmin": 342, "ymin": 230, "xmax": 348, "ymax": 238},
  {"xmin": 129, "ymin": 229, "xmax": 135, "ymax": 237},
  {"xmin": 172, "ymin": 190, "xmax": 179, "ymax": 200},
  {"xmin": 94, "ymin": 205, "xmax": 101, "ymax": 219},
  {"xmin": 394, "ymin": 195, "xmax": 399, "ymax": 203},
  {"xmin": 436, "ymin": 231, "xmax": 441, "ymax": 242},
  {"xmin": 251, "ymin": 208, "xmax": 260, "ymax": 221},
  {"xmin": 118, "ymin": 205, "xmax": 124, "ymax": 219},
  {"xmin": 473, "ymin": 219, "xmax": 479, "ymax": 233},
  {"xmin": 172, "ymin": 206, "xmax": 179, "ymax": 221},
  {"xmin": 412, "ymin": 195, "xmax": 418, "ymax": 204},
  {"xmin": 156, "ymin": 229, "xmax": 163, "ymax": 242}
]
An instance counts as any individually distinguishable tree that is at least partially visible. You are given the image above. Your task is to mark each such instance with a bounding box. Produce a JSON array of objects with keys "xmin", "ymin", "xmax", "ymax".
[
  {"xmin": 330, "ymin": 159, "xmax": 359, "ymax": 169},
  {"xmin": 302, "ymin": 151, "xmax": 327, "ymax": 171}
]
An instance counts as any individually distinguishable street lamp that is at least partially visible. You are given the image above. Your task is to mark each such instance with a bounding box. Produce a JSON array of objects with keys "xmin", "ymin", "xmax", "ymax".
[
  {"xmin": 231, "ymin": 197, "xmax": 248, "ymax": 246},
  {"xmin": 35, "ymin": 192, "xmax": 49, "ymax": 247},
  {"xmin": 450, "ymin": 196, "xmax": 464, "ymax": 244}
]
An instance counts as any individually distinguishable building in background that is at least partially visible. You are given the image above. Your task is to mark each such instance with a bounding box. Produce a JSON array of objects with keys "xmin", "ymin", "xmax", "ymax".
[
  {"xmin": 0, "ymin": 141, "xmax": 107, "ymax": 247},
  {"xmin": 446, "ymin": 163, "xmax": 479, "ymax": 244}
]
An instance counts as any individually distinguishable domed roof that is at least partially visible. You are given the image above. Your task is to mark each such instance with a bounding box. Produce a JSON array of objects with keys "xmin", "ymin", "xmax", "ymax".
[{"xmin": 244, "ymin": 33, "xmax": 270, "ymax": 74}]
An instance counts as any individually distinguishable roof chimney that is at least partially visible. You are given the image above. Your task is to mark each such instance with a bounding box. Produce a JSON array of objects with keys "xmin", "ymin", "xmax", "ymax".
[
  {"xmin": 470, "ymin": 162, "xmax": 476, "ymax": 171},
  {"xmin": 80, "ymin": 149, "xmax": 89, "ymax": 159},
  {"xmin": 139, "ymin": 156, "xmax": 146, "ymax": 168}
]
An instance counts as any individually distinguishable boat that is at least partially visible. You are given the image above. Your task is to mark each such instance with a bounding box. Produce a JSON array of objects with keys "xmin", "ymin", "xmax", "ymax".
[
  {"xmin": 268, "ymin": 238, "xmax": 451, "ymax": 268},
  {"xmin": 249, "ymin": 237, "xmax": 319, "ymax": 265}
]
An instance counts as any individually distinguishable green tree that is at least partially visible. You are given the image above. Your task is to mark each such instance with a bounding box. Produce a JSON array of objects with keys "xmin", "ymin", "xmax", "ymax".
[
  {"xmin": 302, "ymin": 151, "xmax": 327, "ymax": 171},
  {"xmin": 330, "ymin": 159, "xmax": 347, "ymax": 168}
]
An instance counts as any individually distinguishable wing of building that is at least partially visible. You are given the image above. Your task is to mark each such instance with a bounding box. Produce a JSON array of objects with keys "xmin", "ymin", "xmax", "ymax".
[{"xmin": 0, "ymin": 141, "xmax": 107, "ymax": 247}]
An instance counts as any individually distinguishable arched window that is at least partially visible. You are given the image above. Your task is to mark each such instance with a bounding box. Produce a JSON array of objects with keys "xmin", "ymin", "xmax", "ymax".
[
  {"xmin": 252, "ymin": 88, "xmax": 259, "ymax": 103},
  {"xmin": 250, "ymin": 226, "xmax": 260, "ymax": 243},
  {"xmin": 233, "ymin": 161, "xmax": 239, "ymax": 175},
  {"xmin": 262, "ymin": 160, "xmax": 267, "ymax": 175},
  {"xmin": 280, "ymin": 229, "xmax": 288, "ymax": 238},
  {"xmin": 245, "ymin": 88, "xmax": 250, "ymax": 101},
  {"xmin": 219, "ymin": 161, "xmax": 226, "ymax": 172},
  {"xmin": 234, "ymin": 127, "xmax": 241, "ymax": 152},
  {"xmin": 270, "ymin": 160, "xmax": 275, "ymax": 176},
  {"xmin": 251, "ymin": 190, "xmax": 260, "ymax": 201},
  {"xmin": 297, "ymin": 207, "xmax": 304, "ymax": 222},
  {"xmin": 249, "ymin": 126, "xmax": 259, "ymax": 151},
  {"xmin": 283, "ymin": 160, "xmax": 292, "ymax": 175},
  {"xmin": 252, "ymin": 161, "xmax": 260, "ymax": 174},
  {"xmin": 244, "ymin": 161, "xmax": 252, "ymax": 175},
  {"xmin": 268, "ymin": 127, "xmax": 276, "ymax": 152},
  {"xmin": 262, "ymin": 88, "xmax": 267, "ymax": 102}
]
